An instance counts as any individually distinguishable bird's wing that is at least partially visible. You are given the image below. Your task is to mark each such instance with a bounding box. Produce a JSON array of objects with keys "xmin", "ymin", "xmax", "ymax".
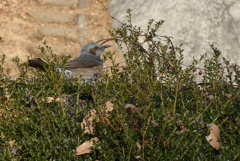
[{"xmin": 65, "ymin": 59, "xmax": 101, "ymax": 69}]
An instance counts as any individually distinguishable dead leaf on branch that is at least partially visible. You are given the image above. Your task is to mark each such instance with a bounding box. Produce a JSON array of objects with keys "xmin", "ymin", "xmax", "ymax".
[
  {"xmin": 151, "ymin": 121, "xmax": 159, "ymax": 126},
  {"xmin": 125, "ymin": 104, "xmax": 140, "ymax": 112},
  {"xmin": 205, "ymin": 123, "xmax": 221, "ymax": 150},
  {"xmin": 80, "ymin": 102, "xmax": 142, "ymax": 135},
  {"xmin": 76, "ymin": 137, "xmax": 99, "ymax": 155},
  {"xmin": 176, "ymin": 120, "xmax": 190, "ymax": 135},
  {"xmin": 136, "ymin": 142, "xmax": 141, "ymax": 151},
  {"xmin": 45, "ymin": 96, "xmax": 66, "ymax": 103},
  {"xmin": 134, "ymin": 156, "xmax": 141, "ymax": 160},
  {"xmin": 80, "ymin": 101, "xmax": 114, "ymax": 134},
  {"xmin": 105, "ymin": 101, "xmax": 114, "ymax": 112},
  {"xmin": 81, "ymin": 109, "xmax": 97, "ymax": 134},
  {"xmin": 176, "ymin": 128, "xmax": 190, "ymax": 135},
  {"xmin": 125, "ymin": 104, "xmax": 137, "ymax": 110}
]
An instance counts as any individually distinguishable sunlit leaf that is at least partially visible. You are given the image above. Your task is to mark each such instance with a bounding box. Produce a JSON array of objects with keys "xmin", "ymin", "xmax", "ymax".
[
  {"xmin": 205, "ymin": 123, "xmax": 221, "ymax": 150},
  {"xmin": 76, "ymin": 137, "xmax": 99, "ymax": 155}
]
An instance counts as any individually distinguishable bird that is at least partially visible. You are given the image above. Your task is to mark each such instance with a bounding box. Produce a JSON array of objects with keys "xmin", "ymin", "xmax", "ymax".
[{"xmin": 28, "ymin": 42, "xmax": 111, "ymax": 81}]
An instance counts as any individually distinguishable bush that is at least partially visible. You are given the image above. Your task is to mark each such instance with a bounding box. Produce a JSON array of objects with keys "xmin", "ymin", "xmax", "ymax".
[{"xmin": 0, "ymin": 11, "xmax": 239, "ymax": 160}]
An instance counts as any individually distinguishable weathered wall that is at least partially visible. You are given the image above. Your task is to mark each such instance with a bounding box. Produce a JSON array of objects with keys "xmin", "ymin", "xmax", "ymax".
[
  {"xmin": 109, "ymin": 0, "xmax": 240, "ymax": 65},
  {"xmin": 0, "ymin": 0, "xmax": 112, "ymax": 75},
  {"xmin": 1, "ymin": 0, "xmax": 239, "ymax": 75}
]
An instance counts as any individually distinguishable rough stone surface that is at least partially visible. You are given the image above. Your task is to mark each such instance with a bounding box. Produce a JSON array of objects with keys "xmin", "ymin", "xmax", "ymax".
[
  {"xmin": 28, "ymin": 44, "xmax": 80, "ymax": 57},
  {"xmin": 37, "ymin": 27, "xmax": 79, "ymax": 42},
  {"xmin": 78, "ymin": 0, "xmax": 90, "ymax": 9},
  {"xmin": 109, "ymin": 0, "xmax": 240, "ymax": 65},
  {"xmin": 77, "ymin": 28, "xmax": 92, "ymax": 43},
  {"xmin": 77, "ymin": 14, "xmax": 87, "ymax": 28},
  {"xmin": 28, "ymin": 12, "xmax": 77, "ymax": 24},
  {"xmin": 0, "ymin": 0, "xmax": 112, "ymax": 76},
  {"xmin": 37, "ymin": 0, "xmax": 76, "ymax": 6},
  {"xmin": 229, "ymin": 1, "xmax": 240, "ymax": 19}
]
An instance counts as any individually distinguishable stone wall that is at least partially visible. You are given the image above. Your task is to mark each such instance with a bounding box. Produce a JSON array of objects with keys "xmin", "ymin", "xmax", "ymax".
[
  {"xmin": 109, "ymin": 0, "xmax": 240, "ymax": 65},
  {"xmin": 2, "ymin": 0, "xmax": 239, "ymax": 76},
  {"xmin": 0, "ymin": 0, "xmax": 112, "ymax": 75}
]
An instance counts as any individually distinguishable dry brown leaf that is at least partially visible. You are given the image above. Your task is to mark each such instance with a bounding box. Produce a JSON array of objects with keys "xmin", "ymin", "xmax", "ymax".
[
  {"xmin": 46, "ymin": 97, "xmax": 54, "ymax": 103},
  {"xmin": 105, "ymin": 101, "xmax": 114, "ymax": 112},
  {"xmin": 134, "ymin": 156, "xmax": 141, "ymax": 159},
  {"xmin": 76, "ymin": 137, "xmax": 99, "ymax": 155},
  {"xmin": 125, "ymin": 104, "xmax": 137, "ymax": 109},
  {"xmin": 55, "ymin": 97, "xmax": 65, "ymax": 102},
  {"xmin": 81, "ymin": 109, "xmax": 97, "ymax": 134},
  {"xmin": 45, "ymin": 97, "xmax": 65, "ymax": 103},
  {"xmin": 80, "ymin": 101, "xmax": 114, "ymax": 134},
  {"xmin": 144, "ymin": 140, "xmax": 149, "ymax": 145},
  {"xmin": 136, "ymin": 142, "xmax": 141, "ymax": 151},
  {"xmin": 151, "ymin": 121, "xmax": 159, "ymax": 126},
  {"xmin": 205, "ymin": 123, "xmax": 221, "ymax": 150},
  {"xmin": 176, "ymin": 128, "xmax": 190, "ymax": 135},
  {"xmin": 125, "ymin": 104, "xmax": 141, "ymax": 112}
]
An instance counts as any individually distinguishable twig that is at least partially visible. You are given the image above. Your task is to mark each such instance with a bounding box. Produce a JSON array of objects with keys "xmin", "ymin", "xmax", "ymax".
[
  {"xmin": 97, "ymin": 38, "xmax": 117, "ymax": 45},
  {"xmin": 97, "ymin": 0, "xmax": 124, "ymax": 25}
]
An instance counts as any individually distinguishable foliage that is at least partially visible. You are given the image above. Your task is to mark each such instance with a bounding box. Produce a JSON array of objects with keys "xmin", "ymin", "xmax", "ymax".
[{"xmin": 0, "ymin": 11, "xmax": 239, "ymax": 160}]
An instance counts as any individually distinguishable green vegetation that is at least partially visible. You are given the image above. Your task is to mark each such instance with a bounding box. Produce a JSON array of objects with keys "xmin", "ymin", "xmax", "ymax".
[{"xmin": 0, "ymin": 12, "xmax": 239, "ymax": 160}]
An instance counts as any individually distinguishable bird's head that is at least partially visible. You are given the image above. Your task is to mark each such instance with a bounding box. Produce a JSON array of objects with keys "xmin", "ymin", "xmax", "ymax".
[{"xmin": 81, "ymin": 42, "xmax": 111, "ymax": 58}]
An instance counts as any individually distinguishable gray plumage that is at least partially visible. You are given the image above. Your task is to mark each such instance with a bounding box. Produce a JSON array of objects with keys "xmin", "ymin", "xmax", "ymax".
[
  {"xmin": 59, "ymin": 42, "xmax": 110, "ymax": 80},
  {"xmin": 28, "ymin": 42, "xmax": 111, "ymax": 80},
  {"xmin": 65, "ymin": 42, "xmax": 110, "ymax": 69}
]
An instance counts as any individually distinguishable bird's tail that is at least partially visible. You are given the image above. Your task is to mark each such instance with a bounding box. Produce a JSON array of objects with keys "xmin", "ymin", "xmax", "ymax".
[{"xmin": 28, "ymin": 58, "xmax": 48, "ymax": 72}]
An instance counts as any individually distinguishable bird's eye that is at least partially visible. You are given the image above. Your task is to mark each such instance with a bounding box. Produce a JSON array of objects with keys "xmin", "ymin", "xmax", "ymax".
[{"xmin": 94, "ymin": 46, "xmax": 99, "ymax": 49}]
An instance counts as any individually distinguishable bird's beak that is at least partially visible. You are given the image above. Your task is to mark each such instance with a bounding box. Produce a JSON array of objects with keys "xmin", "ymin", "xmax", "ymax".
[{"xmin": 102, "ymin": 45, "xmax": 111, "ymax": 49}]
